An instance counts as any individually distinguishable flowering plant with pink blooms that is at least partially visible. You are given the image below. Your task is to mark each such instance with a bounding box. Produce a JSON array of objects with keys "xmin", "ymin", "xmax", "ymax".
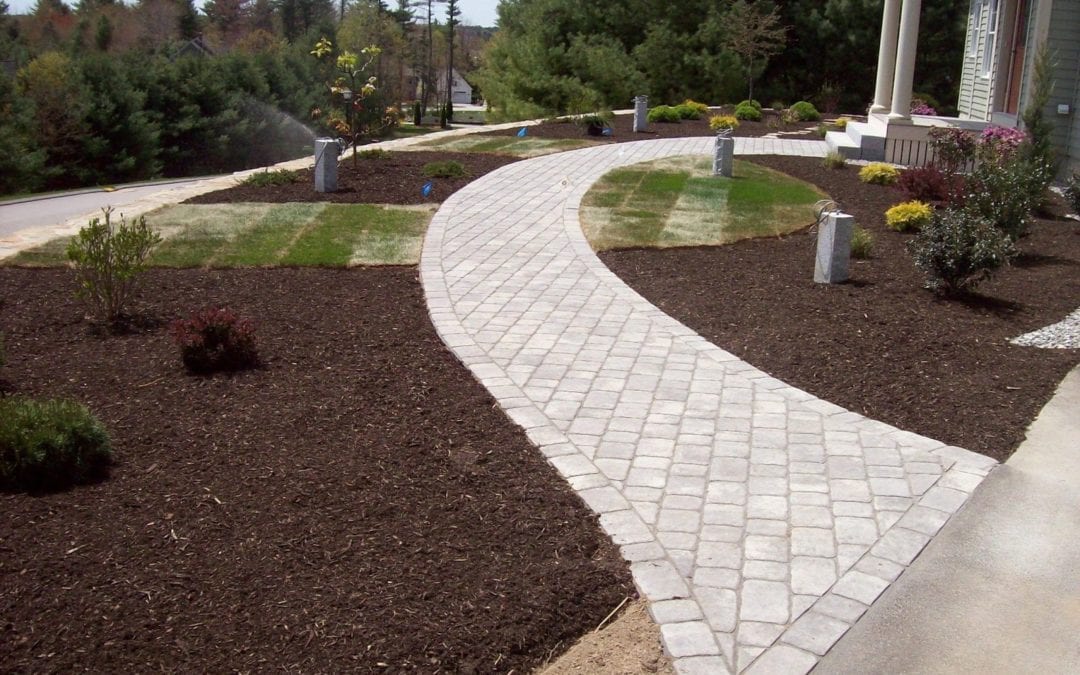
[
  {"xmin": 979, "ymin": 125, "xmax": 1027, "ymax": 148},
  {"xmin": 910, "ymin": 100, "xmax": 938, "ymax": 116}
]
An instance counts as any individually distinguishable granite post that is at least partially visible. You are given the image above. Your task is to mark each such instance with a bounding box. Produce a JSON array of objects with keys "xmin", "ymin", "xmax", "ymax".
[
  {"xmin": 314, "ymin": 138, "xmax": 340, "ymax": 193},
  {"xmin": 713, "ymin": 131, "xmax": 734, "ymax": 177},
  {"xmin": 814, "ymin": 211, "xmax": 855, "ymax": 283},
  {"xmin": 633, "ymin": 95, "xmax": 649, "ymax": 132}
]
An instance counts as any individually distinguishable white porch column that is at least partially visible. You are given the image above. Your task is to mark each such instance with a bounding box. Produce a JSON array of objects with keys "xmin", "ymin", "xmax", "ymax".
[
  {"xmin": 889, "ymin": 0, "xmax": 923, "ymax": 120},
  {"xmin": 871, "ymin": 0, "xmax": 903, "ymax": 114}
]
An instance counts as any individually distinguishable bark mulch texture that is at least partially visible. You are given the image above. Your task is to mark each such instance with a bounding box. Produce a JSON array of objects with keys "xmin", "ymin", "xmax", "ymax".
[
  {"xmin": 185, "ymin": 151, "xmax": 520, "ymax": 206},
  {"xmin": 0, "ymin": 267, "xmax": 633, "ymax": 673},
  {"xmin": 481, "ymin": 112, "xmax": 820, "ymax": 142},
  {"xmin": 601, "ymin": 156, "xmax": 1079, "ymax": 461}
]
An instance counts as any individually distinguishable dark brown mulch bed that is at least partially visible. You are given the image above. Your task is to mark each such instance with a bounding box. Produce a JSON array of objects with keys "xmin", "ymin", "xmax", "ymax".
[
  {"xmin": 601, "ymin": 157, "xmax": 1079, "ymax": 461},
  {"xmin": 185, "ymin": 151, "xmax": 520, "ymax": 205},
  {"xmin": 482, "ymin": 110, "xmax": 821, "ymax": 142},
  {"xmin": 0, "ymin": 267, "xmax": 632, "ymax": 673}
]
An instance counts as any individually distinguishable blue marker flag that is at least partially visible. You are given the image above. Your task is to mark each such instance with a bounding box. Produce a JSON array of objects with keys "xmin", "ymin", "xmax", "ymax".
[
  {"xmin": 601, "ymin": 127, "xmax": 613, "ymax": 137},
  {"xmin": 422, "ymin": 181, "xmax": 434, "ymax": 198},
  {"xmin": 516, "ymin": 127, "xmax": 528, "ymax": 137}
]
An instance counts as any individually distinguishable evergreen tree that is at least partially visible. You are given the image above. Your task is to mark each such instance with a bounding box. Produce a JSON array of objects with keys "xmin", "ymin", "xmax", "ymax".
[{"xmin": 177, "ymin": 0, "xmax": 200, "ymax": 40}]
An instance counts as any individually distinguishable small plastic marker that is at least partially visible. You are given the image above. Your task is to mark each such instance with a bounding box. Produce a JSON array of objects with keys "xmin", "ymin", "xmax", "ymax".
[
  {"xmin": 601, "ymin": 128, "xmax": 613, "ymax": 137},
  {"xmin": 517, "ymin": 127, "xmax": 527, "ymax": 138},
  {"xmin": 422, "ymin": 181, "xmax": 434, "ymax": 198}
]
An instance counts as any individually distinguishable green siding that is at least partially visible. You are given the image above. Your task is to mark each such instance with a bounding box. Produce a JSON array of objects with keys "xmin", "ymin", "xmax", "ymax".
[
  {"xmin": 958, "ymin": 0, "xmax": 996, "ymax": 120},
  {"xmin": 1047, "ymin": 0, "xmax": 1080, "ymax": 172}
]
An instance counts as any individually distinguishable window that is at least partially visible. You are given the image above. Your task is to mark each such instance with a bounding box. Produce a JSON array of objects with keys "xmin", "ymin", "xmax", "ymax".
[
  {"xmin": 982, "ymin": 0, "xmax": 999, "ymax": 77},
  {"xmin": 968, "ymin": 0, "xmax": 982, "ymax": 58}
]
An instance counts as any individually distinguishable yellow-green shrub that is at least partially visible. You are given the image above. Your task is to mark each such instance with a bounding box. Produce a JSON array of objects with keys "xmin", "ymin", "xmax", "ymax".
[
  {"xmin": 681, "ymin": 99, "xmax": 709, "ymax": 116},
  {"xmin": 834, "ymin": 117, "xmax": 851, "ymax": 130},
  {"xmin": 885, "ymin": 200, "xmax": 933, "ymax": 231},
  {"xmin": 709, "ymin": 115, "xmax": 740, "ymax": 131},
  {"xmin": 859, "ymin": 162, "xmax": 900, "ymax": 185}
]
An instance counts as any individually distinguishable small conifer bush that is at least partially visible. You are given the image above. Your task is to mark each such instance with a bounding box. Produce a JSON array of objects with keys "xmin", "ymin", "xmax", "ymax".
[
  {"xmin": 647, "ymin": 105, "xmax": 682, "ymax": 123},
  {"xmin": 737, "ymin": 99, "xmax": 762, "ymax": 111},
  {"xmin": 859, "ymin": 162, "xmax": 900, "ymax": 185},
  {"xmin": 241, "ymin": 169, "xmax": 300, "ymax": 187},
  {"xmin": 708, "ymin": 115, "xmax": 739, "ymax": 132},
  {"xmin": 422, "ymin": 160, "xmax": 466, "ymax": 178},
  {"xmin": 0, "ymin": 397, "xmax": 113, "ymax": 492},
  {"xmin": 885, "ymin": 201, "xmax": 933, "ymax": 232},
  {"xmin": 734, "ymin": 103, "xmax": 762, "ymax": 122},
  {"xmin": 789, "ymin": 101, "xmax": 820, "ymax": 122},
  {"xmin": 680, "ymin": 100, "xmax": 709, "ymax": 117},
  {"xmin": 171, "ymin": 306, "xmax": 260, "ymax": 374}
]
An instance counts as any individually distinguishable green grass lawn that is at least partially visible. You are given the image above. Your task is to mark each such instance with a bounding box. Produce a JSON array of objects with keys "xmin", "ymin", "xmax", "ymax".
[
  {"xmin": 581, "ymin": 156, "xmax": 827, "ymax": 251},
  {"xmin": 414, "ymin": 135, "xmax": 596, "ymax": 157},
  {"xmin": 5, "ymin": 203, "xmax": 433, "ymax": 268}
]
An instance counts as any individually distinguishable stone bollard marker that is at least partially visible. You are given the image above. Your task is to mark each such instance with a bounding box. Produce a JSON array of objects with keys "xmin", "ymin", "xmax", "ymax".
[
  {"xmin": 713, "ymin": 131, "xmax": 734, "ymax": 177},
  {"xmin": 814, "ymin": 211, "xmax": 855, "ymax": 283},
  {"xmin": 633, "ymin": 95, "xmax": 648, "ymax": 132},
  {"xmin": 314, "ymin": 138, "xmax": 340, "ymax": 193}
]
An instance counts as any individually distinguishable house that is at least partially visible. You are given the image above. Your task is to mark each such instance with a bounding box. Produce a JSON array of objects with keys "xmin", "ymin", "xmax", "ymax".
[
  {"xmin": 957, "ymin": 0, "xmax": 1078, "ymax": 173},
  {"xmin": 412, "ymin": 68, "xmax": 474, "ymax": 105},
  {"xmin": 826, "ymin": 0, "xmax": 1078, "ymax": 175}
]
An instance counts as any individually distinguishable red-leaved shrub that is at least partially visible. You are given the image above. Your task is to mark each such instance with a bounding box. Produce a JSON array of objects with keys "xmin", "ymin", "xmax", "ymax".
[
  {"xmin": 899, "ymin": 166, "xmax": 956, "ymax": 204},
  {"xmin": 170, "ymin": 307, "xmax": 259, "ymax": 374}
]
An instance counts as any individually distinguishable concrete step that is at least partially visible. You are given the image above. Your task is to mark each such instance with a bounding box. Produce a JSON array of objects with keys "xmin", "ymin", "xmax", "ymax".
[
  {"xmin": 825, "ymin": 130, "xmax": 860, "ymax": 159},
  {"xmin": 844, "ymin": 121, "xmax": 886, "ymax": 161}
]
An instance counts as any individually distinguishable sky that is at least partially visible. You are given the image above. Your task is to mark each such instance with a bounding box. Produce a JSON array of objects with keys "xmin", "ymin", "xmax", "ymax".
[{"xmin": 6, "ymin": 0, "xmax": 502, "ymax": 27}]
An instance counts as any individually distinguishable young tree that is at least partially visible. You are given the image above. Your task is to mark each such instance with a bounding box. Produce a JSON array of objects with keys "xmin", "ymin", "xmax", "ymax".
[
  {"xmin": 722, "ymin": 0, "xmax": 787, "ymax": 100},
  {"xmin": 311, "ymin": 36, "xmax": 382, "ymax": 164},
  {"xmin": 444, "ymin": 0, "xmax": 458, "ymax": 114}
]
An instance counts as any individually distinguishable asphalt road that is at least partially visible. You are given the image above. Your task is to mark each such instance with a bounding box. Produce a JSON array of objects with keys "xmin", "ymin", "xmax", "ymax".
[{"xmin": 0, "ymin": 179, "xmax": 209, "ymax": 237}]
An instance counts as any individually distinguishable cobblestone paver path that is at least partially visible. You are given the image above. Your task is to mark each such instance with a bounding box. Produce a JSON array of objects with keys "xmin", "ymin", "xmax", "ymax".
[{"xmin": 420, "ymin": 138, "xmax": 997, "ymax": 674}]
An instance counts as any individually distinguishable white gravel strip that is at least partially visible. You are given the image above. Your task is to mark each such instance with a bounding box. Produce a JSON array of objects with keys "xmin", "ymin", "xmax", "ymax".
[{"xmin": 1010, "ymin": 308, "xmax": 1080, "ymax": 349}]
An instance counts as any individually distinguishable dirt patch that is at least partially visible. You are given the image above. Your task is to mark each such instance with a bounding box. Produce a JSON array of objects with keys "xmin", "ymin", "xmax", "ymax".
[
  {"xmin": 601, "ymin": 156, "xmax": 1080, "ymax": 461},
  {"xmin": 0, "ymin": 267, "xmax": 634, "ymax": 672},
  {"xmin": 482, "ymin": 110, "xmax": 820, "ymax": 143},
  {"xmin": 539, "ymin": 600, "xmax": 671, "ymax": 675},
  {"xmin": 185, "ymin": 151, "xmax": 520, "ymax": 206}
]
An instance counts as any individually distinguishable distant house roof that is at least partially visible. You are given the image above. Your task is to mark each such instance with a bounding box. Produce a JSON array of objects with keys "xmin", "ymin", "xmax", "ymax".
[{"xmin": 174, "ymin": 36, "xmax": 214, "ymax": 60}]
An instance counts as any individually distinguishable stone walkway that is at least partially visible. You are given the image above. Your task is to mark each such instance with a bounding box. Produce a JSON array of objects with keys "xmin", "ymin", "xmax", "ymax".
[{"xmin": 419, "ymin": 137, "xmax": 998, "ymax": 674}]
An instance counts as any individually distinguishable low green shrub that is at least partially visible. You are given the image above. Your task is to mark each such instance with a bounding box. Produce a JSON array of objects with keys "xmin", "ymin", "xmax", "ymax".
[
  {"xmin": 647, "ymin": 105, "xmax": 682, "ymax": 123},
  {"xmin": 859, "ymin": 162, "xmax": 900, "ymax": 185},
  {"xmin": 1066, "ymin": 172, "xmax": 1080, "ymax": 214},
  {"xmin": 422, "ymin": 160, "xmax": 467, "ymax": 178},
  {"xmin": 708, "ymin": 115, "xmax": 739, "ymax": 132},
  {"xmin": 850, "ymin": 225, "xmax": 874, "ymax": 259},
  {"xmin": 737, "ymin": 99, "xmax": 762, "ymax": 111},
  {"xmin": 734, "ymin": 103, "xmax": 762, "ymax": 122},
  {"xmin": 67, "ymin": 207, "xmax": 162, "ymax": 324},
  {"xmin": 909, "ymin": 207, "xmax": 1015, "ymax": 295},
  {"xmin": 0, "ymin": 397, "xmax": 113, "ymax": 492},
  {"xmin": 814, "ymin": 124, "xmax": 828, "ymax": 138},
  {"xmin": 357, "ymin": 148, "xmax": 390, "ymax": 160},
  {"xmin": 241, "ymin": 169, "xmax": 299, "ymax": 187},
  {"xmin": 674, "ymin": 104, "xmax": 702, "ymax": 120},
  {"xmin": 822, "ymin": 151, "xmax": 846, "ymax": 170},
  {"xmin": 885, "ymin": 200, "xmax": 933, "ymax": 232},
  {"xmin": 789, "ymin": 101, "xmax": 821, "ymax": 122},
  {"xmin": 170, "ymin": 306, "xmax": 260, "ymax": 374}
]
